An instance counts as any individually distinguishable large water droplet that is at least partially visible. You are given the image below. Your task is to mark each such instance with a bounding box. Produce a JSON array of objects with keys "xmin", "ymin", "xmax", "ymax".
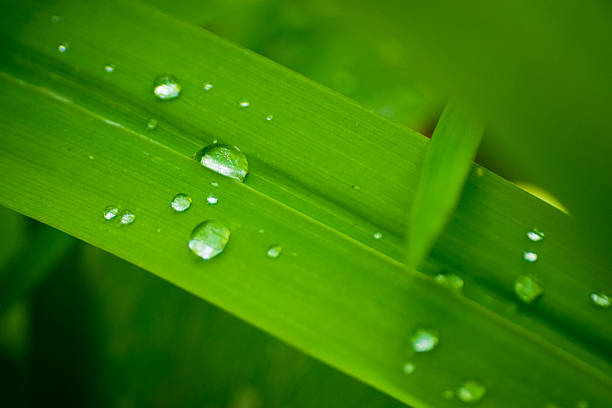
[
  {"xmin": 514, "ymin": 275, "xmax": 543, "ymax": 303},
  {"xmin": 590, "ymin": 292, "xmax": 610, "ymax": 308},
  {"xmin": 266, "ymin": 245, "xmax": 282, "ymax": 259},
  {"xmin": 153, "ymin": 75, "xmax": 182, "ymax": 100},
  {"xmin": 456, "ymin": 380, "xmax": 486, "ymax": 403},
  {"xmin": 526, "ymin": 229, "xmax": 545, "ymax": 242},
  {"xmin": 523, "ymin": 251, "xmax": 538, "ymax": 263},
  {"xmin": 120, "ymin": 211, "xmax": 135, "ymax": 225},
  {"xmin": 402, "ymin": 362, "xmax": 415, "ymax": 375},
  {"xmin": 411, "ymin": 328, "xmax": 439, "ymax": 353},
  {"xmin": 103, "ymin": 206, "xmax": 118, "ymax": 220},
  {"xmin": 188, "ymin": 221, "xmax": 230, "ymax": 260},
  {"xmin": 434, "ymin": 273, "xmax": 464, "ymax": 293},
  {"xmin": 195, "ymin": 144, "xmax": 249, "ymax": 182},
  {"xmin": 171, "ymin": 193, "xmax": 192, "ymax": 212},
  {"xmin": 58, "ymin": 42, "xmax": 69, "ymax": 53}
]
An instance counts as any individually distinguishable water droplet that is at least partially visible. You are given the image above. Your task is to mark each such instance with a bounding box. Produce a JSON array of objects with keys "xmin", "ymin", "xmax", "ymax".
[
  {"xmin": 514, "ymin": 275, "xmax": 543, "ymax": 303},
  {"xmin": 576, "ymin": 400, "xmax": 589, "ymax": 408},
  {"xmin": 352, "ymin": 185, "xmax": 361, "ymax": 191},
  {"xmin": 210, "ymin": 181, "xmax": 219, "ymax": 187},
  {"xmin": 203, "ymin": 83, "xmax": 213, "ymax": 91},
  {"xmin": 153, "ymin": 75, "xmax": 181, "ymax": 100},
  {"xmin": 51, "ymin": 15, "xmax": 62, "ymax": 23},
  {"xmin": 456, "ymin": 380, "xmax": 486, "ymax": 403},
  {"xmin": 103, "ymin": 206, "xmax": 119, "ymax": 220},
  {"xmin": 104, "ymin": 64, "xmax": 116, "ymax": 73},
  {"xmin": 88, "ymin": 155, "xmax": 95, "ymax": 160},
  {"xmin": 475, "ymin": 167, "xmax": 484, "ymax": 177},
  {"xmin": 119, "ymin": 211, "xmax": 135, "ymax": 225},
  {"xmin": 146, "ymin": 118, "xmax": 158, "ymax": 130},
  {"xmin": 590, "ymin": 292, "xmax": 610, "ymax": 308},
  {"xmin": 523, "ymin": 251, "xmax": 538, "ymax": 263},
  {"xmin": 258, "ymin": 229, "xmax": 265, "ymax": 233},
  {"xmin": 265, "ymin": 114, "xmax": 274, "ymax": 121},
  {"xmin": 171, "ymin": 193, "xmax": 192, "ymax": 212},
  {"xmin": 411, "ymin": 328, "xmax": 439, "ymax": 353},
  {"xmin": 207, "ymin": 195, "xmax": 218, "ymax": 205},
  {"xmin": 373, "ymin": 232, "xmax": 382, "ymax": 240},
  {"xmin": 188, "ymin": 221, "xmax": 230, "ymax": 260},
  {"xmin": 58, "ymin": 42, "xmax": 69, "ymax": 53},
  {"xmin": 195, "ymin": 144, "xmax": 249, "ymax": 182},
  {"xmin": 402, "ymin": 362, "xmax": 415, "ymax": 375},
  {"xmin": 238, "ymin": 98, "xmax": 250, "ymax": 108},
  {"xmin": 266, "ymin": 245, "xmax": 282, "ymax": 259},
  {"xmin": 526, "ymin": 229, "xmax": 545, "ymax": 242},
  {"xmin": 434, "ymin": 273, "xmax": 464, "ymax": 293}
]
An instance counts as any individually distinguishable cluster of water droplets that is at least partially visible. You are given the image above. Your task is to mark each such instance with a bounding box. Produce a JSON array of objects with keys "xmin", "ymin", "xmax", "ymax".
[
  {"xmin": 103, "ymin": 205, "xmax": 135, "ymax": 225},
  {"xmin": 514, "ymin": 228, "xmax": 545, "ymax": 304}
]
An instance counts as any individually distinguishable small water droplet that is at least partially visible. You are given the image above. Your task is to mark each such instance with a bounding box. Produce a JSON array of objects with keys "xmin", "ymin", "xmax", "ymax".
[
  {"xmin": 434, "ymin": 273, "xmax": 464, "ymax": 293},
  {"xmin": 195, "ymin": 144, "xmax": 249, "ymax": 182},
  {"xmin": 203, "ymin": 83, "xmax": 213, "ymax": 91},
  {"xmin": 590, "ymin": 292, "xmax": 610, "ymax": 308},
  {"xmin": 171, "ymin": 193, "xmax": 192, "ymax": 212},
  {"xmin": 373, "ymin": 232, "xmax": 382, "ymax": 240},
  {"xmin": 88, "ymin": 155, "xmax": 95, "ymax": 160},
  {"xmin": 119, "ymin": 211, "xmax": 135, "ymax": 225},
  {"xmin": 352, "ymin": 185, "xmax": 361, "ymax": 191},
  {"xmin": 526, "ymin": 229, "xmax": 545, "ymax": 242},
  {"xmin": 146, "ymin": 118, "xmax": 158, "ymax": 130},
  {"xmin": 51, "ymin": 15, "xmax": 62, "ymax": 23},
  {"xmin": 210, "ymin": 181, "xmax": 219, "ymax": 187},
  {"xmin": 103, "ymin": 206, "xmax": 119, "ymax": 220},
  {"xmin": 456, "ymin": 380, "xmax": 486, "ymax": 403},
  {"xmin": 207, "ymin": 195, "xmax": 218, "ymax": 205},
  {"xmin": 58, "ymin": 42, "xmax": 69, "ymax": 53},
  {"xmin": 514, "ymin": 275, "xmax": 543, "ymax": 303},
  {"xmin": 104, "ymin": 64, "xmax": 116, "ymax": 73},
  {"xmin": 411, "ymin": 328, "xmax": 439, "ymax": 353},
  {"xmin": 402, "ymin": 362, "xmax": 415, "ymax": 375},
  {"xmin": 153, "ymin": 75, "xmax": 182, "ymax": 100},
  {"xmin": 475, "ymin": 167, "xmax": 484, "ymax": 177},
  {"xmin": 576, "ymin": 400, "xmax": 589, "ymax": 408},
  {"xmin": 523, "ymin": 251, "xmax": 538, "ymax": 263},
  {"xmin": 266, "ymin": 245, "xmax": 282, "ymax": 259},
  {"xmin": 188, "ymin": 221, "xmax": 230, "ymax": 260},
  {"xmin": 265, "ymin": 114, "xmax": 274, "ymax": 121},
  {"xmin": 238, "ymin": 98, "xmax": 250, "ymax": 108},
  {"xmin": 258, "ymin": 229, "xmax": 265, "ymax": 233}
]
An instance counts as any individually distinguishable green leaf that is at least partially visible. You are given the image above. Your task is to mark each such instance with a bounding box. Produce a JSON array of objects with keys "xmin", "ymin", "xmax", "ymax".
[
  {"xmin": 0, "ymin": 1, "xmax": 610, "ymax": 407},
  {"xmin": 408, "ymin": 100, "xmax": 484, "ymax": 268}
]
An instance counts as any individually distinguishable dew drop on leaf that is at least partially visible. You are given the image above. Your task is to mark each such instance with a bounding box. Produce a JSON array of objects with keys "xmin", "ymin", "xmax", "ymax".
[
  {"xmin": 104, "ymin": 64, "xmax": 116, "ymax": 73},
  {"xmin": 210, "ymin": 181, "xmax": 219, "ymax": 187},
  {"xmin": 514, "ymin": 275, "xmax": 543, "ymax": 303},
  {"xmin": 402, "ymin": 362, "xmax": 415, "ymax": 375},
  {"xmin": 189, "ymin": 221, "xmax": 230, "ymax": 260},
  {"xmin": 203, "ymin": 83, "xmax": 213, "ymax": 91},
  {"xmin": 265, "ymin": 114, "xmax": 274, "ymax": 121},
  {"xmin": 523, "ymin": 251, "xmax": 538, "ymax": 263},
  {"xmin": 526, "ymin": 229, "xmax": 545, "ymax": 242},
  {"xmin": 195, "ymin": 144, "xmax": 249, "ymax": 182},
  {"xmin": 103, "ymin": 206, "xmax": 118, "ymax": 220},
  {"xmin": 434, "ymin": 273, "xmax": 464, "ymax": 293},
  {"xmin": 153, "ymin": 75, "xmax": 181, "ymax": 100},
  {"xmin": 171, "ymin": 193, "xmax": 192, "ymax": 212},
  {"xmin": 590, "ymin": 292, "xmax": 610, "ymax": 308},
  {"xmin": 119, "ymin": 210, "xmax": 135, "ymax": 225},
  {"xmin": 57, "ymin": 42, "xmax": 69, "ymax": 53},
  {"xmin": 146, "ymin": 118, "xmax": 158, "ymax": 130},
  {"xmin": 411, "ymin": 328, "xmax": 439, "ymax": 353},
  {"xmin": 238, "ymin": 98, "xmax": 250, "ymax": 108},
  {"xmin": 456, "ymin": 380, "xmax": 486, "ymax": 403},
  {"xmin": 51, "ymin": 15, "xmax": 62, "ymax": 23},
  {"xmin": 207, "ymin": 195, "xmax": 218, "ymax": 205},
  {"xmin": 373, "ymin": 232, "xmax": 382, "ymax": 240},
  {"xmin": 266, "ymin": 245, "xmax": 282, "ymax": 259}
]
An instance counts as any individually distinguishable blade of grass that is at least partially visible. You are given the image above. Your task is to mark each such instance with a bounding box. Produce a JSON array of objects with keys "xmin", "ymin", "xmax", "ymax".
[
  {"xmin": 408, "ymin": 100, "xmax": 484, "ymax": 268},
  {"xmin": 0, "ymin": 0, "xmax": 610, "ymax": 406}
]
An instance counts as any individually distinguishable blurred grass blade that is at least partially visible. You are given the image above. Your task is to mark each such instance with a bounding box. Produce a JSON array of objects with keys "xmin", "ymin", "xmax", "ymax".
[
  {"xmin": 0, "ymin": 1, "xmax": 610, "ymax": 407},
  {"xmin": 0, "ymin": 226, "xmax": 74, "ymax": 316},
  {"xmin": 408, "ymin": 100, "xmax": 484, "ymax": 268}
]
